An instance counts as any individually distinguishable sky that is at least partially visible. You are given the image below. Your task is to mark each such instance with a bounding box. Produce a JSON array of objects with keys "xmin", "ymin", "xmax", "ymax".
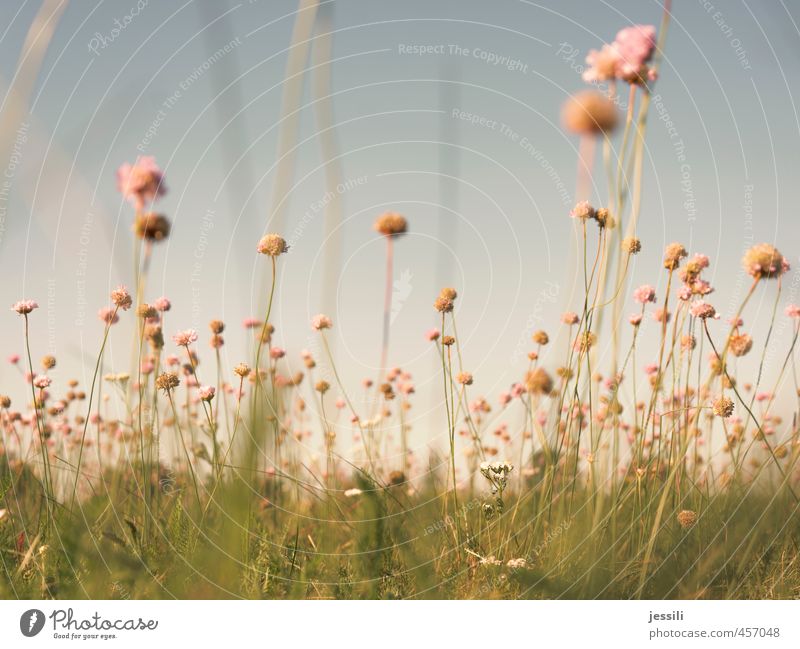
[{"xmin": 1, "ymin": 0, "xmax": 799, "ymax": 455}]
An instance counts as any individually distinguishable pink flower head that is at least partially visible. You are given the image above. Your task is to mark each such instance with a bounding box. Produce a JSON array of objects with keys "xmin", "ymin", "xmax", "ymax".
[
  {"xmin": 165, "ymin": 354, "xmax": 180, "ymax": 366},
  {"xmin": 33, "ymin": 375, "xmax": 51, "ymax": 389},
  {"xmin": 561, "ymin": 311, "xmax": 579, "ymax": 325},
  {"xmin": 644, "ymin": 363, "xmax": 659, "ymax": 375},
  {"xmin": 728, "ymin": 317, "xmax": 744, "ymax": 327},
  {"xmin": 510, "ymin": 383, "xmax": 525, "ymax": 399},
  {"xmin": 652, "ymin": 308, "xmax": 671, "ymax": 323},
  {"xmin": 677, "ymin": 285, "xmax": 692, "ymax": 302},
  {"xmin": 362, "ymin": 378, "xmax": 373, "ymax": 389},
  {"xmin": 311, "ymin": 314, "xmax": 332, "ymax": 330},
  {"xmin": 426, "ymin": 328, "xmax": 441, "ymax": 342},
  {"xmin": 154, "ymin": 296, "xmax": 171, "ymax": 312},
  {"xmin": 270, "ymin": 347, "xmax": 286, "ymax": 360},
  {"xmin": 335, "ymin": 398, "xmax": 346, "ymax": 409},
  {"xmin": 613, "ymin": 24, "xmax": 657, "ymax": 78},
  {"xmin": 98, "ymin": 307, "xmax": 119, "ymax": 325},
  {"xmin": 12, "ymin": 300, "xmax": 38, "ymax": 315},
  {"xmin": 569, "ymin": 200, "xmax": 595, "ymax": 220},
  {"xmin": 629, "ymin": 313, "xmax": 643, "ymax": 326},
  {"xmin": 140, "ymin": 360, "xmax": 155, "ymax": 375},
  {"xmin": 110, "ymin": 286, "xmax": 132, "ymax": 310},
  {"xmin": 198, "ymin": 385, "xmax": 216, "ymax": 401},
  {"xmin": 116, "ymin": 156, "xmax": 166, "ymax": 209},
  {"xmin": 583, "ymin": 44, "xmax": 622, "ymax": 83},
  {"xmin": 690, "ymin": 300, "xmax": 719, "ymax": 320},
  {"xmin": 632, "ymin": 284, "xmax": 656, "ymax": 304},
  {"xmin": 242, "ymin": 317, "xmax": 261, "ymax": 329},
  {"xmin": 498, "ymin": 391, "xmax": 512, "ymax": 407},
  {"xmin": 172, "ymin": 329, "xmax": 198, "ymax": 346},
  {"xmin": 691, "ymin": 253, "xmax": 710, "ymax": 269},
  {"xmin": 7, "ymin": 354, "xmax": 20, "ymax": 365},
  {"xmin": 785, "ymin": 304, "xmax": 800, "ymax": 319}
]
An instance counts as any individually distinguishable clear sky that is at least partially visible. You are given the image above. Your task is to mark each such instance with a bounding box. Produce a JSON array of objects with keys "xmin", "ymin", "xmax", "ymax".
[{"xmin": 1, "ymin": 0, "xmax": 799, "ymax": 454}]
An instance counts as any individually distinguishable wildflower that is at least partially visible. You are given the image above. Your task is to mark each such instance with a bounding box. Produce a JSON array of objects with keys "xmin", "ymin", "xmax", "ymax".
[
  {"xmin": 152, "ymin": 297, "xmax": 170, "ymax": 312},
  {"xmin": 116, "ymin": 156, "xmax": 166, "ymax": 209},
  {"xmin": 198, "ymin": 385, "xmax": 216, "ymax": 402},
  {"xmin": 137, "ymin": 303, "xmax": 157, "ymax": 319},
  {"xmin": 677, "ymin": 509, "xmax": 697, "ymax": 530},
  {"xmin": 233, "ymin": 363, "xmax": 250, "ymax": 378},
  {"xmin": 439, "ymin": 288, "xmax": 458, "ymax": 300},
  {"xmin": 569, "ymin": 200, "xmax": 596, "ymax": 220},
  {"xmin": 315, "ymin": 380, "xmax": 330, "ymax": 394},
  {"xmin": 629, "ymin": 313, "xmax": 643, "ymax": 326},
  {"xmin": 613, "ymin": 25, "xmax": 657, "ymax": 81},
  {"xmin": 583, "ymin": 43, "xmax": 621, "ymax": 83},
  {"xmin": 729, "ymin": 333, "xmax": 753, "ymax": 357},
  {"xmin": 434, "ymin": 296, "xmax": 454, "ymax": 313},
  {"xmin": 270, "ymin": 347, "xmax": 286, "ymax": 360},
  {"xmin": 373, "ymin": 211, "xmax": 408, "ymax": 237},
  {"xmin": 456, "ymin": 372, "xmax": 473, "ymax": 386},
  {"xmin": 257, "ymin": 233, "xmax": 288, "ymax": 256},
  {"xmin": 633, "ymin": 284, "xmax": 657, "ymax": 304},
  {"xmin": 525, "ymin": 368, "xmax": 553, "ymax": 395},
  {"xmin": 561, "ymin": 311, "xmax": 579, "ymax": 325},
  {"xmin": 0, "ymin": 395, "xmax": 10, "ymax": 408},
  {"xmin": 133, "ymin": 212, "xmax": 171, "ymax": 241},
  {"xmin": 311, "ymin": 314, "xmax": 332, "ymax": 330},
  {"xmin": 594, "ymin": 207, "xmax": 614, "ymax": 229},
  {"xmin": 690, "ymin": 301, "xmax": 718, "ymax": 320},
  {"xmin": 532, "ymin": 330, "xmax": 549, "ymax": 345},
  {"xmin": 786, "ymin": 304, "xmax": 800, "ymax": 319},
  {"xmin": 426, "ymin": 328, "xmax": 441, "ymax": 341},
  {"xmin": 41, "ymin": 355, "xmax": 56, "ymax": 370},
  {"xmin": 173, "ymin": 329, "xmax": 198, "ymax": 346},
  {"xmin": 712, "ymin": 396, "xmax": 734, "ymax": 418},
  {"xmin": 98, "ymin": 307, "xmax": 119, "ymax": 325},
  {"xmin": 561, "ymin": 91, "xmax": 618, "ymax": 135},
  {"xmin": 155, "ymin": 372, "xmax": 180, "ymax": 392},
  {"xmin": 681, "ymin": 334, "xmax": 696, "ymax": 351},
  {"xmin": 8, "ymin": 354, "xmax": 19, "ymax": 364},
  {"xmin": 742, "ymin": 243, "xmax": 789, "ymax": 279},
  {"xmin": 622, "ymin": 237, "xmax": 642, "ymax": 254},
  {"xmin": 441, "ymin": 335, "xmax": 455, "ymax": 346},
  {"xmin": 33, "ymin": 375, "xmax": 51, "ymax": 389},
  {"xmin": 209, "ymin": 319, "xmax": 225, "ymax": 334},
  {"xmin": 110, "ymin": 286, "xmax": 132, "ymax": 311},
  {"xmin": 479, "ymin": 555, "xmax": 502, "ymax": 567},
  {"xmin": 12, "ymin": 300, "xmax": 39, "ymax": 315},
  {"xmin": 652, "ymin": 308, "xmax": 671, "ymax": 324},
  {"xmin": 663, "ymin": 242, "xmax": 688, "ymax": 270}
]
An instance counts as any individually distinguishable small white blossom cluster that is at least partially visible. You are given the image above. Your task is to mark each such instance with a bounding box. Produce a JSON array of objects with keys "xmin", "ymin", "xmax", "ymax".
[{"xmin": 480, "ymin": 461, "xmax": 514, "ymax": 494}]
